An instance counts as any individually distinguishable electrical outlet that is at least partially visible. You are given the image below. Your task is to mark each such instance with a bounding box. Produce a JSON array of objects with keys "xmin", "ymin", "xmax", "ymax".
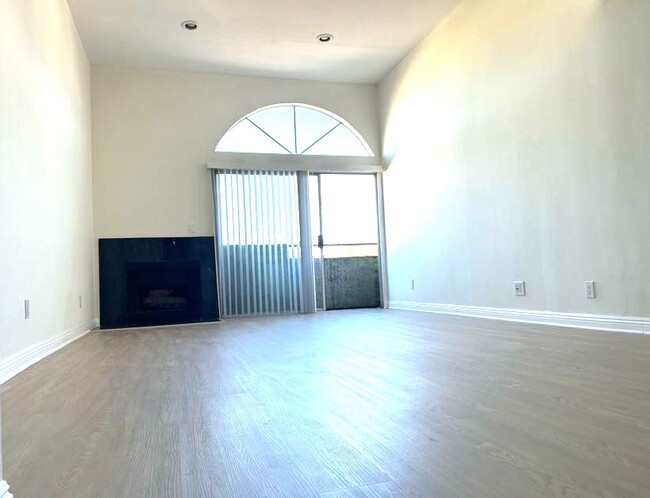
[
  {"xmin": 514, "ymin": 281, "xmax": 526, "ymax": 297},
  {"xmin": 410, "ymin": 279, "xmax": 415, "ymax": 290},
  {"xmin": 585, "ymin": 281, "xmax": 596, "ymax": 299},
  {"xmin": 187, "ymin": 223, "xmax": 196, "ymax": 235},
  {"xmin": 24, "ymin": 299, "xmax": 30, "ymax": 319}
]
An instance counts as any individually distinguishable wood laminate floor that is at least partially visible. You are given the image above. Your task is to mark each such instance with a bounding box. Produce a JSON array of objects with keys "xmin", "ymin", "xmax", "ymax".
[{"xmin": 3, "ymin": 309, "xmax": 650, "ymax": 497}]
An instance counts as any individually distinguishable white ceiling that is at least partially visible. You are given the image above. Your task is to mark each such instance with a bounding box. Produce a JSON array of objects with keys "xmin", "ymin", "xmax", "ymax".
[{"xmin": 66, "ymin": 0, "xmax": 461, "ymax": 84}]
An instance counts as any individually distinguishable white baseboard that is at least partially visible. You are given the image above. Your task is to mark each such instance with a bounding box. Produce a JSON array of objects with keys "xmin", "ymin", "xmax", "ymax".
[
  {"xmin": 0, "ymin": 318, "xmax": 99, "ymax": 385},
  {"xmin": 0, "ymin": 480, "xmax": 12, "ymax": 498},
  {"xmin": 390, "ymin": 301, "xmax": 650, "ymax": 335}
]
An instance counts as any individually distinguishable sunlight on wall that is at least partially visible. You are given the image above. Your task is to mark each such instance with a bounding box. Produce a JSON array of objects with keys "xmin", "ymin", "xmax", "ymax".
[{"xmin": 378, "ymin": 0, "xmax": 650, "ymax": 315}]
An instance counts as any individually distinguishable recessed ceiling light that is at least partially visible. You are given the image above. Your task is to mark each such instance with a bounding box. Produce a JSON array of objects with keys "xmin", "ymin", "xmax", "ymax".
[
  {"xmin": 317, "ymin": 33, "xmax": 333, "ymax": 43},
  {"xmin": 182, "ymin": 20, "xmax": 199, "ymax": 31}
]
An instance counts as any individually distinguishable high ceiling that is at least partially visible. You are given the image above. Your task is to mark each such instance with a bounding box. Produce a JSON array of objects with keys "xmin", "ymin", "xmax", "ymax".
[{"xmin": 66, "ymin": 0, "xmax": 461, "ymax": 84}]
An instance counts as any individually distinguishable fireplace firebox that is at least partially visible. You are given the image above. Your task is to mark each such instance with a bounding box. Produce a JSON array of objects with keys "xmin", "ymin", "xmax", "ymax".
[{"xmin": 126, "ymin": 261, "xmax": 202, "ymax": 327}]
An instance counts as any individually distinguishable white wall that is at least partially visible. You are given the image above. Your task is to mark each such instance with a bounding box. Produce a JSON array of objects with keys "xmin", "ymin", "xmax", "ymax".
[
  {"xmin": 0, "ymin": 0, "xmax": 95, "ymax": 362},
  {"xmin": 379, "ymin": 0, "xmax": 650, "ymax": 317},
  {"xmin": 91, "ymin": 65, "xmax": 379, "ymax": 239}
]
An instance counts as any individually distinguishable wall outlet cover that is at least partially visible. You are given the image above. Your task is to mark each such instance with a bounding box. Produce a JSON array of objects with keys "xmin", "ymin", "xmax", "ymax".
[
  {"xmin": 514, "ymin": 281, "xmax": 526, "ymax": 297},
  {"xmin": 585, "ymin": 281, "xmax": 596, "ymax": 299}
]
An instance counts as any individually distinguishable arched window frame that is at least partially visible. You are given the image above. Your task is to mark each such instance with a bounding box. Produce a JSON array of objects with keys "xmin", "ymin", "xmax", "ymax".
[{"xmin": 208, "ymin": 103, "xmax": 383, "ymax": 173}]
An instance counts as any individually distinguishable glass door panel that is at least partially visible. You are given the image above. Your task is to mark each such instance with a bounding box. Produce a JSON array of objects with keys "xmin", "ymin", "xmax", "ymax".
[
  {"xmin": 215, "ymin": 169, "xmax": 302, "ymax": 317},
  {"xmin": 310, "ymin": 173, "xmax": 380, "ymax": 310}
]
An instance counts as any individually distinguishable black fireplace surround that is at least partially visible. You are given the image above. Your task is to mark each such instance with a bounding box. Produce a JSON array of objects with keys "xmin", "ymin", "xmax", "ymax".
[{"xmin": 99, "ymin": 237, "xmax": 219, "ymax": 328}]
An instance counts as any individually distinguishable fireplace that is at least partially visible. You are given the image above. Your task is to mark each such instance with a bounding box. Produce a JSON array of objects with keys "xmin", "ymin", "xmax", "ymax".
[
  {"xmin": 99, "ymin": 237, "xmax": 218, "ymax": 329},
  {"xmin": 126, "ymin": 261, "xmax": 202, "ymax": 327}
]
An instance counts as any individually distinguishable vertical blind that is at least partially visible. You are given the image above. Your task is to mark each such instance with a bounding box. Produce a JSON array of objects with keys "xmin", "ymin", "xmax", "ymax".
[{"xmin": 214, "ymin": 169, "xmax": 302, "ymax": 317}]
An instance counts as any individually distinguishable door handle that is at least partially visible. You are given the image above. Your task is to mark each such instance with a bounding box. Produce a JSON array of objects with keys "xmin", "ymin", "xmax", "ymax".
[{"xmin": 317, "ymin": 235, "xmax": 324, "ymax": 249}]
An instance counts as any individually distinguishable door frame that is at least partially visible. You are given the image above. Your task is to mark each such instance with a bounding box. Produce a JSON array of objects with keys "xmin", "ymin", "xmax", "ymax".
[{"xmin": 209, "ymin": 161, "xmax": 388, "ymax": 316}]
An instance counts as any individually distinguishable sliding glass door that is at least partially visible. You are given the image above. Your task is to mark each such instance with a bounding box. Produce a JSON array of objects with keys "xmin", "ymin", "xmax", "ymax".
[
  {"xmin": 213, "ymin": 169, "xmax": 384, "ymax": 318},
  {"xmin": 214, "ymin": 169, "xmax": 302, "ymax": 317},
  {"xmin": 309, "ymin": 173, "xmax": 381, "ymax": 310}
]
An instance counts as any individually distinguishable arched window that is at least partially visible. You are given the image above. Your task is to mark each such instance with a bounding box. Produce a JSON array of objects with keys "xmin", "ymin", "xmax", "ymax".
[{"xmin": 215, "ymin": 104, "xmax": 373, "ymax": 157}]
